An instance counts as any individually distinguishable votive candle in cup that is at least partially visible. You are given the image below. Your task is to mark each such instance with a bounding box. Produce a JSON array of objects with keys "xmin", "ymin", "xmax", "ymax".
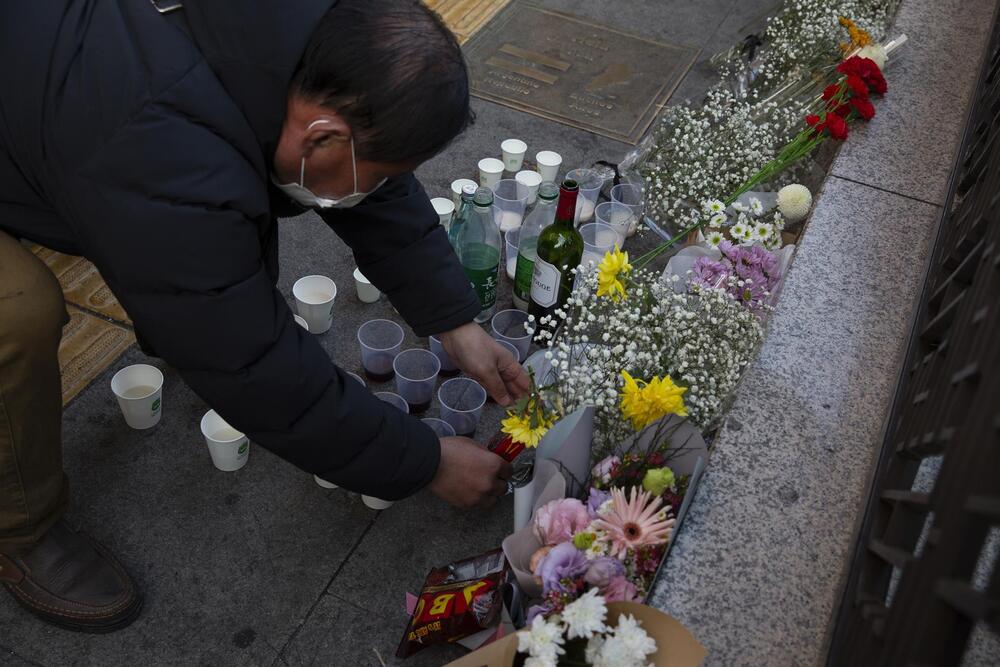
[
  {"xmin": 393, "ymin": 348, "xmax": 440, "ymax": 415},
  {"xmin": 535, "ymin": 151, "xmax": 562, "ymax": 183},
  {"xmin": 429, "ymin": 335, "xmax": 460, "ymax": 378},
  {"xmin": 358, "ymin": 319, "xmax": 404, "ymax": 383},
  {"xmin": 491, "ymin": 309, "xmax": 533, "ymax": 362},
  {"xmin": 595, "ymin": 202, "xmax": 631, "ymax": 247},
  {"xmin": 579, "ymin": 222, "xmax": 619, "ymax": 270},
  {"xmin": 111, "ymin": 364, "xmax": 164, "ymax": 430},
  {"xmin": 566, "ymin": 169, "xmax": 604, "ymax": 224},
  {"xmin": 438, "ymin": 378, "xmax": 487, "ymax": 439},
  {"xmin": 430, "ymin": 197, "xmax": 456, "ymax": 229},
  {"xmin": 451, "ymin": 178, "xmax": 478, "ymax": 208},
  {"xmin": 422, "ymin": 417, "xmax": 456, "ymax": 438},
  {"xmin": 501, "ymin": 138, "xmax": 527, "ymax": 172},
  {"xmin": 492, "ymin": 179, "xmax": 528, "ymax": 233},
  {"xmin": 610, "ymin": 183, "xmax": 644, "ymax": 237},
  {"xmin": 200, "ymin": 410, "xmax": 250, "ymax": 472},
  {"xmin": 478, "ymin": 158, "xmax": 505, "ymax": 188},
  {"xmin": 504, "ymin": 228, "xmax": 520, "ymax": 281},
  {"xmin": 293, "ymin": 275, "xmax": 337, "ymax": 335},
  {"xmin": 515, "ymin": 170, "xmax": 543, "ymax": 205},
  {"xmin": 353, "ymin": 268, "xmax": 381, "ymax": 303}
]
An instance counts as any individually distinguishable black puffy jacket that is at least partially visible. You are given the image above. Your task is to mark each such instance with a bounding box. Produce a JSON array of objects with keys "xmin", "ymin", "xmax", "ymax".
[{"xmin": 0, "ymin": 0, "xmax": 481, "ymax": 499}]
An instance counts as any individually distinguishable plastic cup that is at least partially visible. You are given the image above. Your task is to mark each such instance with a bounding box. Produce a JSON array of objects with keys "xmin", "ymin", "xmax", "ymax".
[
  {"xmin": 492, "ymin": 179, "xmax": 528, "ymax": 233},
  {"xmin": 515, "ymin": 170, "xmax": 544, "ymax": 205},
  {"xmin": 346, "ymin": 371, "xmax": 366, "ymax": 387},
  {"xmin": 353, "ymin": 268, "xmax": 381, "ymax": 304},
  {"xmin": 566, "ymin": 169, "xmax": 604, "ymax": 224},
  {"xmin": 595, "ymin": 202, "xmax": 632, "ymax": 246},
  {"xmin": 611, "ymin": 184, "xmax": 644, "ymax": 237},
  {"xmin": 495, "ymin": 339, "xmax": 520, "ymax": 363},
  {"xmin": 362, "ymin": 495, "xmax": 394, "ymax": 510},
  {"xmin": 422, "ymin": 417, "xmax": 456, "ymax": 438},
  {"xmin": 535, "ymin": 151, "xmax": 562, "ymax": 183},
  {"xmin": 478, "ymin": 158, "xmax": 505, "ymax": 188},
  {"xmin": 451, "ymin": 178, "xmax": 478, "ymax": 207},
  {"xmin": 491, "ymin": 309, "xmax": 533, "ymax": 362},
  {"xmin": 393, "ymin": 349, "xmax": 440, "ymax": 415},
  {"xmin": 200, "ymin": 410, "xmax": 250, "ymax": 472},
  {"xmin": 293, "ymin": 314, "xmax": 310, "ymax": 331},
  {"xmin": 293, "ymin": 275, "xmax": 337, "ymax": 335},
  {"xmin": 429, "ymin": 335, "xmax": 459, "ymax": 378},
  {"xmin": 504, "ymin": 228, "xmax": 520, "ymax": 280},
  {"xmin": 313, "ymin": 475, "xmax": 338, "ymax": 489},
  {"xmin": 375, "ymin": 391, "xmax": 409, "ymax": 414},
  {"xmin": 358, "ymin": 319, "xmax": 404, "ymax": 383},
  {"xmin": 501, "ymin": 139, "xmax": 527, "ymax": 172},
  {"xmin": 579, "ymin": 222, "xmax": 619, "ymax": 269},
  {"xmin": 111, "ymin": 364, "xmax": 164, "ymax": 430},
  {"xmin": 438, "ymin": 378, "xmax": 487, "ymax": 439},
  {"xmin": 431, "ymin": 197, "xmax": 455, "ymax": 228}
]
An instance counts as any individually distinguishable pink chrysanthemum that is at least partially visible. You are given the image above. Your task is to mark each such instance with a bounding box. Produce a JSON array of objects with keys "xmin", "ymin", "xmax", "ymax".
[{"xmin": 593, "ymin": 487, "xmax": 675, "ymax": 558}]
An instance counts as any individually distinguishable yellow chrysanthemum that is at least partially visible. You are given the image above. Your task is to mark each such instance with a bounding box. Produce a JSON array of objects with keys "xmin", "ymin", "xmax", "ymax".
[
  {"xmin": 596, "ymin": 246, "xmax": 632, "ymax": 301},
  {"xmin": 501, "ymin": 411, "xmax": 554, "ymax": 448},
  {"xmin": 619, "ymin": 370, "xmax": 688, "ymax": 431}
]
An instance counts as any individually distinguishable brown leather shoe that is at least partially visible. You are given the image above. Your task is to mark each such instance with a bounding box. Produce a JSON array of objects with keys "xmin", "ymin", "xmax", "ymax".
[{"xmin": 0, "ymin": 520, "xmax": 142, "ymax": 633}]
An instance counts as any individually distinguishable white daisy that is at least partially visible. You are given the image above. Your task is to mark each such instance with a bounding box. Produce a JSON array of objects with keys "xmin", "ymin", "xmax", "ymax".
[
  {"xmin": 708, "ymin": 212, "xmax": 727, "ymax": 227},
  {"xmin": 753, "ymin": 222, "xmax": 774, "ymax": 240},
  {"xmin": 749, "ymin": 197, "xmax": 764, "ymax": 215},
  {"xmin": 702, "ymin": 198, "xmax": 725, "ymax": 214},
  {"xmin": 730, "ymin": 222, "xmax": 748, "ymax": 239},
  {"xmin": 705, "ymin": 230, "xmax": 725, "ymax": 248}
]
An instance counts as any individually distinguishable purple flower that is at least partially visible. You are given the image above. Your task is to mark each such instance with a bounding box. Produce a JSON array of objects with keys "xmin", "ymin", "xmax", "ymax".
[
  {"xmin": 526, "ymin": 602, "xmax": 555, "ymax": 623},
  {"xmin": 603, "ymin": 575, "xmax": 641, "ymax": 603},
  {"xmin": 587, "ymin": 488, "xmax": 612, "ymax": 519},
  {"xmin": 538, "ymin": 543, "xmax": 589, "ymax": 595},
  {"xmin": 691, "ymin": 256, "xmax": 729, "ymax": 289},
  {"xmin": 584, "ymin": 556, "xmax": 625, "ymax": 589}
]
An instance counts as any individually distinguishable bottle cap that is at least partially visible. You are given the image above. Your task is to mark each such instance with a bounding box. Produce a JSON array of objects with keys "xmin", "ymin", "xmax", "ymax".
[{"xmin": 461, "ymin": 183, "xmax": 478, "ymax": 197}]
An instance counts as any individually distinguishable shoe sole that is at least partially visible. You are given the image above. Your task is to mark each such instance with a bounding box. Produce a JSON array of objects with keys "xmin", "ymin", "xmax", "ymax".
[{"xmin": 6, "ymin": 585, "xmax": 143, "ymax": 634}]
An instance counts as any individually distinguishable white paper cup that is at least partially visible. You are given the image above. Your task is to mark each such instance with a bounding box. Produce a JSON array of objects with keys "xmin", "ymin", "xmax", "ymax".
[
  {"xmin": 515, "ymin": 170, "xmax": 543, "ymax": 205},
  {"xmin": 352, "ymin": 268, "xmax": 380, "ymax": 303},
  {"xmin": 293, "ymin": 314, "xmax": 310, "ymax": 331},
  {"xmin": 478, "ymin": 158, "xmax": 505, "ymax": 188},
  {"xmin": 501, "ymin": 139, "xmax": 527, "ymax": 172},
  {"xmin": 535, "ymin": 151, "xmax": 562, "ymax": 183},
  {"xmin": 451, "ymin": 178, "xmax": 478, "ymax": 208},
  {"xmin": 430, "ymin": 197, "xmax": 456, "ymax": 228},
  {"xmin": 200, "ymin": 410, "xmax": 250, "ymax": 472},
  {"xmin": 111, "ymin": 364, "xmax": 164, "ymax": 430},
  {"xmin": 293, "ymin": 275, "xmax": 337, "ymax": 335},
  {"xmin": 362, "ymin": 495, "xmax": 394, "ymax": 510},
  {"xmin": 314, "ymin": 475, "xmax": 338, "ymax": 489}
]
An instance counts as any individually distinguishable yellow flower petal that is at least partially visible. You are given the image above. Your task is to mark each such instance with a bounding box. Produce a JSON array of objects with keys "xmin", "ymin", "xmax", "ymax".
[
  {"xmin": 596, "ymin": 246, "xmax": 632, "ymax": 301},
  {"xmin": 619, "ymin": 371, "xmax": 688, "ymax": 431}
]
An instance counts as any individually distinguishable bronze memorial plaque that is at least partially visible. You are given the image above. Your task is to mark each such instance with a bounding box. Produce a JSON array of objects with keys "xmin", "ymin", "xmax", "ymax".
[{"xmin": 463, "ymin": 2, "xmax": 700, "ymax": 144}]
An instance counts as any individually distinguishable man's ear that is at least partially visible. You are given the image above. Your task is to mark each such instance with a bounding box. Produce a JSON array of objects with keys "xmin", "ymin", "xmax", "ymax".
[{"xmin": 302, "ymin": 114, "xmax": 351, "ymax": 156}]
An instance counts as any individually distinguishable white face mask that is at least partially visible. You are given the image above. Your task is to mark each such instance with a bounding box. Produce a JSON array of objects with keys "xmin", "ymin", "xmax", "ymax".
[{"xmin": 272, "ymin": 120, "xmax": 387, "ymax": 209}]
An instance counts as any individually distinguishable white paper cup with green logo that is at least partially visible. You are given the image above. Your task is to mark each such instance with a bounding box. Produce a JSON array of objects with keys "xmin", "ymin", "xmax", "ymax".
[
  {"xmin": 200, "ymin": 410, "xmax": 250, "ymax": 472},
  {"xmin": 111, "ymin": 364, "xmax": 164, "ymax": 430}
]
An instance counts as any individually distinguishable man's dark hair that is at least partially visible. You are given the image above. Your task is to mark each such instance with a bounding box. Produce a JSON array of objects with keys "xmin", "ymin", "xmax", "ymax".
[{"xmin": 295, "ymin": 0, "xmax": 475, "ymax": 164}]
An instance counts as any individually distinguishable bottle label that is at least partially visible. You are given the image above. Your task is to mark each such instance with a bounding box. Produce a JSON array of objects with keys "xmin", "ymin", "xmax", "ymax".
[
  {"xmin": 513, "ymin": 253, "xmax": 535, "ymax": 302},
  {"xmin": 530, "ymin": 257, "xmax": 561, "ymax": 308},
  {"xmin": 465, "ymin": 265, "xmax": 498, "ymax": 310}
]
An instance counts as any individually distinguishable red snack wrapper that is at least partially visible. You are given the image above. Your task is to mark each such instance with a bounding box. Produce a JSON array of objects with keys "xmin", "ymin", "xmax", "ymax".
[
  {"xmin": 488, "ymin": 432, "xmax": 526, "ymax": 463},
  {"xmin": 396, "ymin": 549, "xmax": 508, "ymax": 659}
]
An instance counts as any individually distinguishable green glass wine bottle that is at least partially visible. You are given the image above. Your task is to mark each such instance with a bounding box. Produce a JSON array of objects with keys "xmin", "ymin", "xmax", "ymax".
[
  {"xmin": 528, "ymin": 180, "xmax": 583, "ymax": 324},
  {"xmin": 456, "ymin": 187, "xmax": 501, "ymax": 324},
  {"xmin": 512, "ymin": 181, "xmax": 559, "ymax": 311}
]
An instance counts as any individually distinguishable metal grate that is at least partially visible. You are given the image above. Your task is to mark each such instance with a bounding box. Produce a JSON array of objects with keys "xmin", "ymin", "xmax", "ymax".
[{"xmin": 827, "ymin": 5, "xmax": 1000, "ymax": 666}]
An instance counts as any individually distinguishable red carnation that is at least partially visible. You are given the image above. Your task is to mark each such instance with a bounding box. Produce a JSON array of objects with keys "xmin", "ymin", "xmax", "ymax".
[
  {"xmin": 850, "ymin": 96, "xmax": 876, "ymax": 120},
  {"xmin": 822, "ymin": 83, "xmax": 841, "ymax": 101},
  {"xmin": 824, "ymin": 112, "xmax": 849, "ymax": 139},
  {"xmin": 830, "ymin": 102, "xmax": 851, "ymax": 118},
  {"xmin": 837, "ymin": 55, "xmax": 887, "ymax": 95},
  {"xmin": 846, "ymin": 75, "xmax": 869, "ymax": 99},
  {"xmin": 806, "ymin": 114, "xmax": 822, "ymax": 128}
]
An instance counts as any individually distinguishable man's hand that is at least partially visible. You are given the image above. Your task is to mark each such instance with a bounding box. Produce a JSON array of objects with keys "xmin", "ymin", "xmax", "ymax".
[
  {"xmin": 438, "ymin": 322, "xmax": 531, "ymax": 406},
  {"xmin": 428, "ymin": 437, "xmax": 512, "ymax": 508}
]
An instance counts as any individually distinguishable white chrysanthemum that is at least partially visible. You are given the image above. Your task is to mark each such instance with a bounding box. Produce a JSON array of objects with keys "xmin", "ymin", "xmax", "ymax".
[
  {"xmin": 518, "ymin": 615, "xmax": 565, "ymax": 660},
  {"xmin": 753, "ymin": 222, "xmax": 774, "ymax": 240},
  {"xmin": 562, "ymin": 589, "xmax": 608, "ymax": 639},
  {"xmin": 706, "ymin": 230, "xmax": 725, "ymax": 248},
  {"xmin": 524, "ymin": 657, "xmax": 557, "ymax": 667},
  {"xmin": 592, "ymin": 636, "xmax": 636, "ymax": 667},
  {"xmin": 703, "ymin": 198, "xmax": 725, "ymax": 214},
  {"xmin": 857, "ymin": 44, "xmax": 887, "ymax": 69},
  {"xmin": 615, "ymin": 614, "xmax": 658, "ymax": 660},
  {"xmin": 730, "ymin": 222, "xmax": 748, "ymax": 239},
  {"xmin": 777, "ymin": 184, "xmax": 812, "ymax": 222},
  {"xmin": 749, "ymin": 197, "xmax": 764, "ymax": 215},
  {"xmin": 708, "ymin": 212, "xmax": 727, "ymax": 227},
  {"xmin": 586, "ymin": 636, "xmax": 606, "ymax": 664}
]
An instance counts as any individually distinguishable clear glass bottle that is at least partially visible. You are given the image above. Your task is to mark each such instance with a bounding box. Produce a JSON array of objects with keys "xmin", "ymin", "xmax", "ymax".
[
  {"xmin": 456, "ymin": 187, "xmax": 501, "ymax": 324},
  {"xmin": 447, "ymin": 183, "xmax": 478, "ymax": 251},
  {"xmin": 512, "ymin": 181, "xmax": 559, "ymax": 311}
]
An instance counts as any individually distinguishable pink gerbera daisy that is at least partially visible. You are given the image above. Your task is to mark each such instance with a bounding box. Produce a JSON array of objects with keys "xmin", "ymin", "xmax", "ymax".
[{"xmin": 593, "ymin": 487, "xmax": 675, "ymax": 558}]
